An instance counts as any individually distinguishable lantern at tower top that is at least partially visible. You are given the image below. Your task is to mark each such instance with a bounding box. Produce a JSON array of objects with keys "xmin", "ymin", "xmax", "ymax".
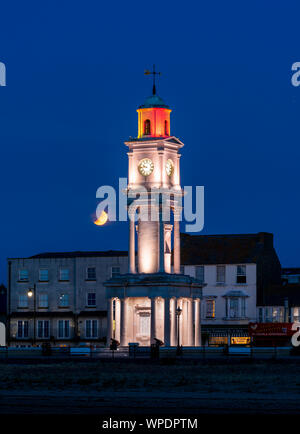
[{"xmin": 137, "ymin": 66, "xmax": 171, "ymax": 139}]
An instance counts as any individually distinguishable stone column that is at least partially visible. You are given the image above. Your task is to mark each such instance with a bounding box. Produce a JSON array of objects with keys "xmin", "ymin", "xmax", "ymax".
[
  {"xmin": 191, "ymin": 299, "xmax": 196, "ymax": 346},
  {"xmin": 129, "ymin": 214, "xmax": 136, "ymax": 273},
  {"xmin": 173, "ymin": 217, "xmax": 180, "ymax": 274},
  {"xmin": 106, "ymin": 297, "xmax": 113, "ymax": 347},
  {"xmin": 138, "ymin": 206, "xmax": 159, "ymax": 274},
  {"xmin": 164, "ymin": 297, "xmax": 171, "ymax": 346},
  {"xmin": 195, "ymin": 299, "xmax": 201, "ymax": 346},
  {"xmin": 159, "ymin": 201, "xmax": 165, "ymax": 272},
  {"xmin": 178, "ymin": 298, "xmax": 183, "ymax": 346},
  {"xmin": 115, "ymin": 298, "xmax": 121, "ymax": 343},
  {"xmin": 186, "ymin": 299, "xmax": 190, "ymax": 345},
  {"xmin": 150, "ymin": 297, "xmax": 157, "ymax": 344},
  {"xmin": 186, "ymin": 299, "xmax": 191, "ymax": 346},
  {"xmin": 170, "ymin": 298, "xmax": 177, "ymax": 346},
  {"xmin": 158, "ymin": 150, "xmax": 164, "ymax": 186},
  {"xmin": 183, "ymin": 299, "xmax": 189, "ymax": 346},
  {"xmin": 179, "ymin": 299, "xmax": 185, "ymax": 346},
  {"xmin": 174, "ymin": 298, "xmax": 179, "ymax": 347},
  {"xmin": 120, "ymin": 298, "xmax": 128, "ymax": 346}
]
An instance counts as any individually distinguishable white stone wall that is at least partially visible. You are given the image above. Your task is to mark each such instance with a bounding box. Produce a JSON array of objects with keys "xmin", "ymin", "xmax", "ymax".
[{"xmin": 183, "ymin": 264, "xmax": 257, "ymax": 325}]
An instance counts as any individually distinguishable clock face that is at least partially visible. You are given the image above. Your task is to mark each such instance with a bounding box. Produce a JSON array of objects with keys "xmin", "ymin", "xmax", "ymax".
[
  {"xmin": 138, "ymin": 158, "xmax": 154, "ymax": 177},
  {"xmin": 165, "ymin": 159, "xmax": 174, "ymax": 177}
]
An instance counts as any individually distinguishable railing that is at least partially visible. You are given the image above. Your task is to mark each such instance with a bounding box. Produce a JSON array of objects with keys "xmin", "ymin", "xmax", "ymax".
[{"xmin": 0, "ymin": 345, "xmax": 297, "ymax": 360}]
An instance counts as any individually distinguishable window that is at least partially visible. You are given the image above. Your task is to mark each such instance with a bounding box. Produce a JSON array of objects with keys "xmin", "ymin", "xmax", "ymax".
[
  {"xmin": 267, "ymin": 306, "xmax": 284, "ymax": 322},
  {"xmin": 236, "ymin": 265, "xmax": 246, "ymax": 284},
  {"xmin": 39, "ymin": 269, "xmax": 49, "ymax": 281},
  {"xmin": 272, "ymin": 307, "xmax": 279, "ymax": 322},
  {"xmin": 111, "ymin": 267, "xmax": 120, "ymax": 277},
  {"xmin": 144, "ymin": 119, "xmax": 151, "ymax": 135},
  {"xmin": 229, "ymin": 298, "xmax": 239, "ymax": 318},
  {"xmin": 59, "ymin": 268, "xmax": 70, "ymax": 281},
  {"xmin": 226, "ymin": 297, "xmax": 247, "ymax": 319},
  {"xmin": 85, "ymin": 319, "xmax": 98, "ymax": 338},
  {"xmin": 216, "ymin": 265, "xmax": 225, "ymax": 284},
  {"xmin": 265, "ymin": 307, "xmax": 271, "ymax": 322},
  {"xmin": 205, "ymin": 299, "xmax": 215, "ymax": 319},
  {"xmin": 87, "ymin": 267, "xmax": 96, "ymax": 280},
  {"xmin": 293, "ymin": 307, "xmax": 300, "ymax": 322},
  {"xmin": 87, "ymin": 292, "xmax": 96, "ymax": 307},
  {"xmin": 180, "ymin": 265, "xmax": 185, "ymax": 274},
  {"xmin": 17, "ymin": 320, "xmax": 29, "ymax": 338},
  {"xmin": 19, "ymin": 269, "xmax": 28, "ymax": 281},
  {"xmin": 37, "ymin": 320, "xmax": 49, "ymax": 338},
  {"xmin": 59, "ymin": 294, "xmax": 69, "ymax": 307},
  {"xmin": 58, "ymin": 320, "xmax": 70, "ymax": 338},
  {"xmin": 164, "ymin": 120, "xmax": 169, "ymax": 136},
  {"xmin": 18, "ymin": 294, "xmax": 28, "ymax": 308},
  {"xmin": 195, "ymin": 266, "xmax": 204, "ymax": 283},
  {"xmin": 139, "ymin": 314, "xmax": 150, "ymax": 335},
  {"xmin": 39, "ymin": 294, "xmax": 48, "ymax": 308}
]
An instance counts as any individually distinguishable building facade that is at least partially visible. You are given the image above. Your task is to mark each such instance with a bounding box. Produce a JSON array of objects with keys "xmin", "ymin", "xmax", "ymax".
[
  {"xmin": 7, "ymin": 231, "xmax": 289, "ymax": 347},
  {"xmin": 7, "ymin": 252, "xmax": 127, "ymax": 346},
  {"xmin": 257, "ymin": 267, "xmax": 300, "ymax": 324},
  {"xmin": 180, "ymin": 232, "xmax": 282, "ymax": 345}
]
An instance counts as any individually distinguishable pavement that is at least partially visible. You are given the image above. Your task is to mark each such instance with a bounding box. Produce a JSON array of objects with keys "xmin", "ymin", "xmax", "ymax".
[{"xmin": 1, "ymin": 389, "xmax": 300, "ymax": 414}]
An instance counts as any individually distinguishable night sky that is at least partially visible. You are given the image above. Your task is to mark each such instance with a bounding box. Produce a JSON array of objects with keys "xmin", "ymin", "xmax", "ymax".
[{"xmin": 0, "ymin": 1, "xmax": 300, "ymax": 283}]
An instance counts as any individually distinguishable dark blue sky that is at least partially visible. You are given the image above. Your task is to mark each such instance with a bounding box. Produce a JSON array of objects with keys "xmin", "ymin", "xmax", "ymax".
[{"xmin": 0, "ymin": 1, "xmax": 300, "ymax": 283}]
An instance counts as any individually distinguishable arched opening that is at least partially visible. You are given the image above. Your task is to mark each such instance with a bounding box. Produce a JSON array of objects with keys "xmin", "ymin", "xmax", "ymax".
[
  {"xmin": 164, "ymin": 120, "xmax": 169, "ymax": 136},
  {"xmin": 144, "ymin": 119, "xmax": 151, "ymax": 135}
]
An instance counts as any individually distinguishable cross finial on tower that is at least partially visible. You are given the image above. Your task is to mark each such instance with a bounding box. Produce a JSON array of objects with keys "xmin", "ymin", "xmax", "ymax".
[{"xmin": 144, "ymin": 64, "xmax": 161, "ymax": 95}]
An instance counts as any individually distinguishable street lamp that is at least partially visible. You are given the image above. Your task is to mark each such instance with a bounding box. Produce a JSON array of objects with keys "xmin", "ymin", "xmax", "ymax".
[
  {"xmin": 27, "ymin": 284, "xmax": 36, "ymax": 346},
  {"xmin": 175, "ymin": 306, "xmax": 182, "ymax": 355}
]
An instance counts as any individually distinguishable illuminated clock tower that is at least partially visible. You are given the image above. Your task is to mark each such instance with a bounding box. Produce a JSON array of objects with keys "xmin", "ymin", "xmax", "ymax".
[
  {"xmin": 105, "ymin": 69, "xmax": 203, "ymax": 348},
  {"xmin": 126, "ymin": 79, "xmax": 183, "ymax": 275}
]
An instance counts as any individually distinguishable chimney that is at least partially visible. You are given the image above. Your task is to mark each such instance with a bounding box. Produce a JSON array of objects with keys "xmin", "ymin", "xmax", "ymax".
[{"xmin": 257, "ymin": 232, "xmax": 273, "ymax": 249}]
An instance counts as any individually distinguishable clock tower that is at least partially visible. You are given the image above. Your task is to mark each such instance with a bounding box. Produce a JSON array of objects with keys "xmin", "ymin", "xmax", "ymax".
[
  {"xmin": 126, "ymin": 86, "xmax": 184, "ymax": 275},
  {"xmin": 105, "ymin": 71, "xmax": 203, "ymax": 348}
]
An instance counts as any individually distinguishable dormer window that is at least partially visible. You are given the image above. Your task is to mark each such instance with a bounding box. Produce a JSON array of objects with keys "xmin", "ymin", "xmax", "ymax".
[
  {"xmin": 144, "ymin": 119, "xmax": 151, "ymax": 135},
  {"xmin": 164, "ymin": 120, "xmax": 169, "ymax": 136}
]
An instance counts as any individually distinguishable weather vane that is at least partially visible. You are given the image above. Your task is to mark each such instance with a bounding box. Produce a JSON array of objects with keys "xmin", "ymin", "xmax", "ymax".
[{"xmin": 144, "ymin": 64, "xmax": 161, "ymax": 95}]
